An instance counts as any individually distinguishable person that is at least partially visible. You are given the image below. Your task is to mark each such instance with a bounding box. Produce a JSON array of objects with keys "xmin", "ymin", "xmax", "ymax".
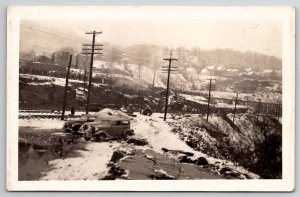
[{"xmin": 71, "ymin": 107, "xmax": 75, "ymax": 116}]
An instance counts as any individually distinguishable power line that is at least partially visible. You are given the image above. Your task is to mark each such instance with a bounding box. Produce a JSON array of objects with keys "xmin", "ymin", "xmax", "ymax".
[
  {"xmin": 107, "ymin": 48, "xmax": 152, "ymax": 63},
  {"xmin": 21, "ymin": 24, "xmax": 89, "ymax": 43}
]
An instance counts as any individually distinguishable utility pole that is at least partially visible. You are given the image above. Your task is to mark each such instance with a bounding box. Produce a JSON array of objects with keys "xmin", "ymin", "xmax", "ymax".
[
  {"xmin": 152, "ymin": 59, "xmax": 157, "ymax": 88},
  {"xmin": 137, "ymin": 63, "xmax": 142, "ymax": 109},
  {"xmin": 61, "ymin": 55, "xmax": 73, "ymax": 120},
  {"xmin": 83, "ymin": 67, "xmax": 87, "ymax": 93},
  {"xmin": 232, "ymin": 92, "xmax": 239, "ymax": 124},
  {"xmin": 82, "ymin": 31, "xmax": 103, "ymax": 114},
  {"xmin": 257, "ymin": 101, "xmax": 261, "ymax": 115},
  {"xmin": 277, "ymin": 103, "xmax": 281, "ymax": 121},
  {"xmin": 206, "ymin": 78, "xmax": 216, "ymax": 121},
  {"xmin": 162, "ymin": 51, "xmax": 178, "ymax": 121}
]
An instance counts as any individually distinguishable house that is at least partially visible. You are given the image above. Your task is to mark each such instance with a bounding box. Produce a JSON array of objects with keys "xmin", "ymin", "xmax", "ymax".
[
  {"xmin": 75, "ymin": 54, "xmax": 90, "ymax": 70},
  {"xmin": 201, "ymin": 65, "xmax": 225, "ymax": 76},
  {"xmin": 261, "ymin": 69, "xmax": 273, "ymax": 77}
]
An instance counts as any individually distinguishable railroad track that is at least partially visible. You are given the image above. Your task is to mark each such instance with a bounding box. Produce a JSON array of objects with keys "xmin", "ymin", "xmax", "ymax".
[{"xmin": 19, "ymin": 114, "xmax": 82, "ymax": 119}]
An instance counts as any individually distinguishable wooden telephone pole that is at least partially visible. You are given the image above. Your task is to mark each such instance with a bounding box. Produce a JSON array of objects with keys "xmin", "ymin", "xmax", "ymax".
[
  {"xmin": 82, "ymin": 31, "xmax": 103, "ymax": 114},
  {"xmin": 83, "ymin": 68, "xmax": 87, "ymax": 93},
  {"xmin": 232, "ymin": 92, "xmax": 239, "ymax": 123},
  {"xmin": 152, "ymin": 59, "xmax": 157, "ymax": 88},
  {"xmin": 206, "ymin": 78, "xmax": 216, "ymax": 121},
  {"xmin": 61, "ymin": 55, "xmax": 73, "ymax": 120},
  {"xmin": 162, "ymin": 51, "xmax": 178, "ymax": 121}
]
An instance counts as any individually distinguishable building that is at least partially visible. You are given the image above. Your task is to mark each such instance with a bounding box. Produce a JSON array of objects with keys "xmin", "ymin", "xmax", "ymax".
[
  {"xmin": 37, "ymin": 55, "xmax": 52, "ymax": 64},
  {"xmin": 52, "ymin": 51, "xmax": 72, "ymax": 67},
  {"xmin": 201, "ymin": 65, "xmax": 225, "ymax": 76},
  {"xmin": 75, "ymin": 54, "xmax": 90, "ymax": 70}
]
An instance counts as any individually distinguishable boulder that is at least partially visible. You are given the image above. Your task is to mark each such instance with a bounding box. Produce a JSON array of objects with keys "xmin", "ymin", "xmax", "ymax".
[
  {"xmin": 179, "ymin": 155, "xmax": 195, "ymax": 164},
  {"xmin": 126, "ymin": 137, "xmax": 148, "ymax": 146},
  {"xmin": 110, "ymin": 150, "xmax": 126, "ymax": 163},
  {"xmin": 195, "ymin": 157, "xmax": 209, "ymax": 166},
  {"xmin": 161, "ymin": 148, "xmax": 194, "ymax": 157}
]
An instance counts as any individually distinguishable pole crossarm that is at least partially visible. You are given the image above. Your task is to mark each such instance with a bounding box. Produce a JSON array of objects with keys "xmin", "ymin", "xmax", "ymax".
[
  {"xmin": 81, "ymin": 52, "xmax": 103, "ymax": 55},
  {"xmin": 85, "ymin": 31, "xmax": 102, "ymax": 34},
  {"xmin": 82, "ymin": 44, "xmax": 103, "ymax": 47},
  {"xmin": 161, "ymin": 66, "xmax": 178, "ymax": 68},
  {"xmin": 161, "ymin": 70, "xmax": 178, "ymax": 72},
  {"xmin": 82, "ymin": 47, "xmax": 103, "ymax": 51},
  {"xmin": 163, "ymin": 58, "xmax": 178, "ymax": 61}
]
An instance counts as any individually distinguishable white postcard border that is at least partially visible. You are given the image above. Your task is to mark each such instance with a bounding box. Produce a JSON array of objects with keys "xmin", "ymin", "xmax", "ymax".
[{"xmin": 7, "ymin": 6, "xmax": 295, "ymax": 191}]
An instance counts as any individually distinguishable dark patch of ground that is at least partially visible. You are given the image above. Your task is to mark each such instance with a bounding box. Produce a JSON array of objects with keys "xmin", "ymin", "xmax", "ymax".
[{"xmin": 103, "ymin": 149, "xmax": 235, "ymax": 180}]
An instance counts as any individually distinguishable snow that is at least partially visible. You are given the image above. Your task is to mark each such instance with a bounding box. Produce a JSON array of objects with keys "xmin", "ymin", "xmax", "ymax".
[
  {"xmin": 154, "ymin": 169, "xmax": 175, "ymax": 179},
  {"xmin": 132, "ymin": 113, "xmax": 200, "ymax": 155},
  {"xmin": 95, "ymin": 108, "xmax": 131, "ymax": 119},
  {"xmin": 216, "ymin": 102, "xmax": 247, "ymax": 109},
  {"xmin": 131, "ymin": 113, "xmax": 259, "ymax": 178},
  {"xmin": 70, "ymin": 68, "xmax": 84, "ymax": 74},
  {"xmin": 19, "ymin": 111, "xmax": 86, "ymax": 117},
  {"xmin": 263, "ymin": 69, "xmax": 273, "ymax": 73},
  {"xmin": 20, "ymin": 73, "xmax": 107, "ymax": 88},
  {"xmin": 93, "ymin": 60, "xmax": 107, "ymax": 69},
  {"xmin": 75, "ymin": 88, "xmax": 86, "ymax": 99},
  {"xmin": 40, "ymin": 142, "xmax": 116, "ymax": 180},
  {"xmin": 179, "ymin": 93, "xmax": 207, "ymax": 104},
  {"xmin": 19, "ymin": 118, "xmax": 65, "ymax": 129},
  {"xmin": 130, "ymin": 113, "xmax": 239, "ymax": 168},
  {"xmin": 19, "ymin": 110, "xmax": 260, "ymax": 179},
  {"xmin": 186, "ymin": 67, "xmax": 196, "ymax": 72}
]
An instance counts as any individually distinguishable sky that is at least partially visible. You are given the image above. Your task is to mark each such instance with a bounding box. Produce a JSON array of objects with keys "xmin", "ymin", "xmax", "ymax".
[{"xmin": 20, "ymin": 20, "xmax": 282, "ymax": 58}]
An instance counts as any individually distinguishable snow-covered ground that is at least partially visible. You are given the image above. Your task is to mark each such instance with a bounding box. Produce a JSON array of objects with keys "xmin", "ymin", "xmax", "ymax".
[
  {"xmin": 19, "ymin": 118, "xmax": 65, "ymax": 129},
  {"xmin": 20, "ymin": 74, "xmax": 107, "ymax": 88},
  {"xmin": 40, "ymin": 141, "xmax": 117, "ymax": 180},
  {"xmin": 20, "ymin": 111, "xmax": 259, "ymax": 180},
  {"xmin": 132, "ymin": 113, "xmax": 259, "ymax": 178},
  {"xmin": 132, "ymin": 113, "xmax": 201, "ymax": 155},
  {"xmin": 179, "ymin": 93, "xmax": 207, "ymax": 105}
]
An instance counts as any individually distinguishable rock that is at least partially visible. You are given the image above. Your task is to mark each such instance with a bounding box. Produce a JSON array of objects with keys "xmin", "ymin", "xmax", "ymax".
[
  {"xmin": 179, "ymin": 155, "xmax": 194, "ymax": 164},
  {"xmin": 186, "ymin": 140, "xmax": 197, "ymax": 149},
  {"xmin": 110, "ymin": 151, "xmax": 126, "ymax": 163},
  {"xmin": 150, "ymin": 170, "xmax": 176, "ymax": 180},
  {"xmin": 102, "ymin": 165, "xmax": 126, "ymax": 180},
  {"xmin": 195, "ymin": 157, "xmax": 209, "ymax": 166},
  {"xmin": 219, "ymin": 167, "xmax": 232, "ymax": 175},
  {"xmin": 161, "ymin": 148, "xmax": 194, "ymax": 157},
  {"xmin": 126, "ymin": 137, "xmax": 148, "ymax": 146}
]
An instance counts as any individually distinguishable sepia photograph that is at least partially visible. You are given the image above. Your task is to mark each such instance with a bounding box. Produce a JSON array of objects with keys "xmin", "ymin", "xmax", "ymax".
[{"xmin": 6, "ymin": 6, "xmax": 295, "ymax": 191}]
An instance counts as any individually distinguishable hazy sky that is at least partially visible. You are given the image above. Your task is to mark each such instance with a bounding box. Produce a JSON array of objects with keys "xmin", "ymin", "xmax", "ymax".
[{"xmin": 20, "ymin": 20, "xmax": 282, "ymax": 58}]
